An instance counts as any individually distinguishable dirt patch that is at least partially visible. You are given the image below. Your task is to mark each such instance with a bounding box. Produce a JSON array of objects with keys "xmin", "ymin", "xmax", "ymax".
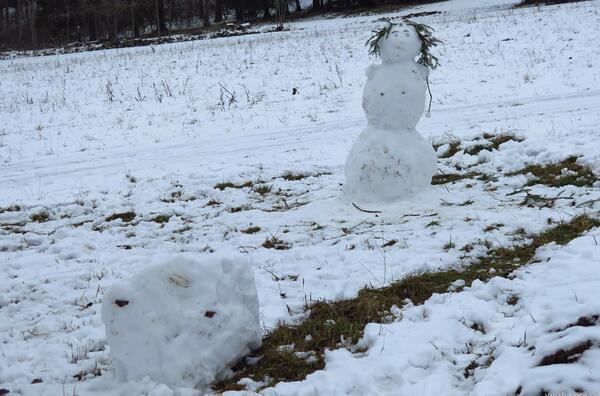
[
  {"xmin": 554, "ymin": 315, "xmax": 599, "ymax": 332},
  {"xmin": 539, "ymin": 340, "xmax": 593, "ymax": 366}
]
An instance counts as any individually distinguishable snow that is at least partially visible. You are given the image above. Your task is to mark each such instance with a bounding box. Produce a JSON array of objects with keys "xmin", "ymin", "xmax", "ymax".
[
  {"xmin": 1, "ymin": 0, "xmax": 600, "ymax": 394},
  {"xmin": 101, "ymin": 256, "xmax": 261, "ymax": 391},
  {"xmin": 344, "ymin": 22, "xmax": 437, "ymax": 202}
]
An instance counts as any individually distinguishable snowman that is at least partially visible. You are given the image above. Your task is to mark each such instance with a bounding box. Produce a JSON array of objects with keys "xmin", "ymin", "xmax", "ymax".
[{"xmin": 344, "ymin": 21, "xmax": 440, "ymax": 202}]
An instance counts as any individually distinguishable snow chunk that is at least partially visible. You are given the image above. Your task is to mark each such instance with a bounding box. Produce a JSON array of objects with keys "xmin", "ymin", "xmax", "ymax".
[{"xmin": 101, "ymin": 256, "xmax": 261, "ymax": 390}]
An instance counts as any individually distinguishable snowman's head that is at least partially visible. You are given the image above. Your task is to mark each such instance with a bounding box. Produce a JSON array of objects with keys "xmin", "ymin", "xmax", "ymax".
[{"xmin": 378, "ymin": 23, "xmax": 421, "ymax": 64}]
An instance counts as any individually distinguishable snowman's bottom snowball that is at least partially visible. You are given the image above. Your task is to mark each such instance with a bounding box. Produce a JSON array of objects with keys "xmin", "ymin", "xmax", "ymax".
[
  {"xmin": 101, "ymin": 256, "xmax": 261, "ymax": 390},
  {"xmin": 344, "ymin": 127, "xmax": 437, "ymax": 202}
]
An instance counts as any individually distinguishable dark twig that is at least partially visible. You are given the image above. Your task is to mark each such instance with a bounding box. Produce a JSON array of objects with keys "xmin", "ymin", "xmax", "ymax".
[{"xmin": 352, "ymin": 202, "xmax": 382, "ymax": 214}]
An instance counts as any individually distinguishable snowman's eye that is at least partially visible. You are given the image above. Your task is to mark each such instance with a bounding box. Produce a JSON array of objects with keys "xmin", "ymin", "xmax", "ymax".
[{"xmin": 380, "ymin": 93, "xmax": 384, "ymax": 96}]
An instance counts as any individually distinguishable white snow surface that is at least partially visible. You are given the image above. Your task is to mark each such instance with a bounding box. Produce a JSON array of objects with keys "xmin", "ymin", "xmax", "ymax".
[
  {"xmin": 101, "ymin": 256, "xmax": 261, "ymax": 391},
  {"xmin": 2, "ymin": 0, "xmax": 600, "ymax": 395}
]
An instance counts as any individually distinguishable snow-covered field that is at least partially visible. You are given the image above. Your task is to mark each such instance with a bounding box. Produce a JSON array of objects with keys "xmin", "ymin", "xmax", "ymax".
[{"xmin": 2, "ymin": 0, "xmax": 600, "ymax": 394}]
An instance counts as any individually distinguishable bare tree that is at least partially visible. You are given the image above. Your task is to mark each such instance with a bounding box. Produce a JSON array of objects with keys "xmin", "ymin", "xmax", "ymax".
[
  {"xmin": 202, "ymin": 0, "xmax": 209, "ymax": 27},
  {"xmin": 275, "ymin": 0, "xmax": 289, "ymax": 30},
  {"xmin": 214, "ymin": 0, "xmax": 223, "ymax": 22}
]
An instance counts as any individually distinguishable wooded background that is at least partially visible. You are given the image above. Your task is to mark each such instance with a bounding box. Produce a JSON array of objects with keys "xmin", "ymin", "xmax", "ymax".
[{"xmin": 0, "ymin": 0, "xmax": 435, "ymax": 51}]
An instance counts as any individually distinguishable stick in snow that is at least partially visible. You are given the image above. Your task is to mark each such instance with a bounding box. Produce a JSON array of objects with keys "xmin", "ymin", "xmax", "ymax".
[{"xmin": 352, "ymin": 202, "xmax": 382, "ymax": 214}]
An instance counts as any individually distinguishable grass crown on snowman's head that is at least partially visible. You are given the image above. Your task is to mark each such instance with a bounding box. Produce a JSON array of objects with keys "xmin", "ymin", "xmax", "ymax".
[{"xmin": 366, "ymin": 20, "xmax": 442, "ymax": 69}]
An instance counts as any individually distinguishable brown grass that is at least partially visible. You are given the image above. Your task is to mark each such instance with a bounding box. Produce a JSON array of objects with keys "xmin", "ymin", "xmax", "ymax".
[{"xmin": 214, "ymin": 215, "xmax": 600, "ymax": 392}]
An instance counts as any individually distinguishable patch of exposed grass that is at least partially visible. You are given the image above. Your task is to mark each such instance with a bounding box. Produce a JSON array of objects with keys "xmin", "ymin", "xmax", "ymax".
[
  {"xmin": 30, "ymin": 211, "xmax": 50, "ymax": 223},
  {"xmin": 105, "ymin": 211, "xmax": 136, "ymax": 223},
  {"xmin": 0, "ymin": 205, "xmax": 21, "ymax": 214},
  {"xmin": 214, "ymin": 181, "xmax": 254, "ymax": 190},
  {"xmin": 254, "ymin": 185, "xmax": 273, "ymax": 196},
  {"xmin": 425, "ymin": 220, "xmax": 440, "ymax": 228},
  {"xmin": 382, "ymin": 239, "xmax": 397, "ymax": 248},
  {"xmin": 206, "ymin": 199, "xmax": 221, "ymax": 206},
  {"xmin": 1, "ymin": 223, "xmax": 26, "ymax": 234},
  {"xmin": 214, "ymin": 214, "xmax": 599, "ymax": 392},
  {"xmin": 262, "ymin": 235, "xmax": 290, "ymax": 250},
  {"xmin": 484, "ymin": 223, "xmax": 504, "ymax": 232},
  {"xmin": 241, "ymin": 226, "xmax": 261, "ymax": 234},
  {"xmin": 71, "ymin": 220, "xmax": 92, "ymax": 228},
  {"xmin": 280, "ymin": 171, "xmax": 330, "ymax": 181},
  {"xmin": 516, "ymin": 0, "xmax": 588, "ymax": 7},
  {"xmin": 443, "ymin": 238, "xmax": 456, "ymax": 250},
  {"xmin": 431, "ymin": 172, "xmax": 482, "ymax": 185},
  {"xmin": 464, "ymin": 133, "xmax": 524, "ymax": 156},
  {"xmin": 508, "ymin": 156, "xmax": 597, "ymax": 188},
  {"xmin": 281, "ymin": 171, "xmax": 310, "ymax": 181},
  {"xmin": 437, "ymin": 138, "xmax": 461, "ymax": 159},
  {"xmin": 150, "ymin": 214, "xmax": 172, "ymax": 224},
  {"xmin": 506, "ymin": 295, "xmax": 519, "ymax": 306}
]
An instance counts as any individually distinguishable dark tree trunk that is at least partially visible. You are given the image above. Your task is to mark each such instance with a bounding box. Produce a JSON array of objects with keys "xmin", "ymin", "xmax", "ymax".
[
  {"xmin": 17, "ymin": 0, "xmax": 23, "ymax": 45},
  {"xmin": 156, "ymin": 0, "xmax": 166, "ymax": 36},
  {"xmin": 168, "ymin": 0, "xmax": 173, "ymax": 35},
  {"xmin": 295, "ymin": 0, "xmax": 301, "ymax": 12},
  {"xmin": 185, "ymin": 0, "xmax": 193, "ymax": 27},
  {"xmin": 131, "ymin": 0, "xmax": 139, "ymax": 37},
  {"xmin": 214, "ymin": 0, "xmax": 223, "ymax": 22},
  {"xmin": 202, "ymin": 0, "xmax": 209, "ymax": 27},
  {"xmin": 89, "ymin": 13, "xmax": 97, "ymax": 41}
]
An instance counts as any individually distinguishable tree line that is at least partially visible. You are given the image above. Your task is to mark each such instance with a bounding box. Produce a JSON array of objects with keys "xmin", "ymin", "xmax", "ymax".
[{"xmin": 0, "ymin": 0, "xmax": 431, "ymax": 51}]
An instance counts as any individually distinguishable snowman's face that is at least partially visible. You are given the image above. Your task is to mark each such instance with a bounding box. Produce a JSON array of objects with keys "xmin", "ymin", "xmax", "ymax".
[{"xmin": 379, "ymin": 24, "xmax": 421, "ymax": 64}]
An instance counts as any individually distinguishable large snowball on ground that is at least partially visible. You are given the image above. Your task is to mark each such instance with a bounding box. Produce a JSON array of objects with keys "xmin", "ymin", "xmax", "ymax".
[
  {"xmin": 101, "ymin": 256, "xmax": 261, "ymax": 390},
  {"xmin": 378, "ymin": 23, "xmax": 421, "ymax": 64},
  {"xmin": 344, "ymin": 127, "xmax": 437, "ymax": 202}
]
